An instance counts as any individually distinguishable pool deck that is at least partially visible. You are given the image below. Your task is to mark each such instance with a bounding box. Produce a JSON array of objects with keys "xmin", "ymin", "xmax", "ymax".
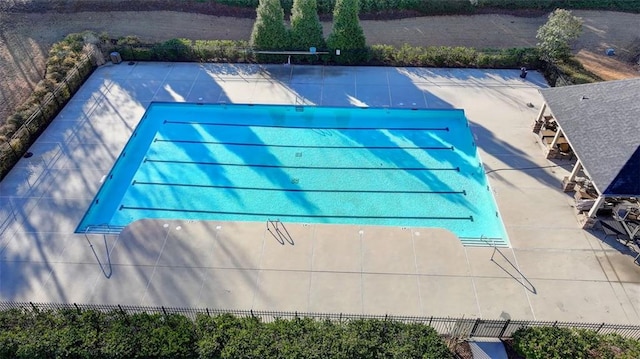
[{"xmin": 1, "ymin": 63, "xmax": 639, "ymax": 323}]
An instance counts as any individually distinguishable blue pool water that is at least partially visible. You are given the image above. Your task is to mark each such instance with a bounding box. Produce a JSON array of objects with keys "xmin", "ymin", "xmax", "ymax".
[{"xmin": 77, "ymin": 103, "xmax": 507, "ymax": 246}]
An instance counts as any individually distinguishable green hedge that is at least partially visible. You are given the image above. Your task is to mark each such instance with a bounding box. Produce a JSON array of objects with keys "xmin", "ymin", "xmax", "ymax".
[
  {"xmin": 370, "ymin": 45, "xmax": 543, "ymax": 69},
  {"xmin": 112, "ymin": 37, "xmax": 545, "ymax": 70},
  {"xmin": 0, "ymin": 32, "xmax": 95, "ymax": 181},
  {"xmin": 112, "ymin": 37, "xmax": 596, "ymax": 86},
  {"xmin": 212, "ymin": 0, "xmax": 640, "ymax": 14},
  {"xmin": 512, "ymin": 326, "xmax": 640, "ymax": 359},
  {"xmin": 0, "ymin": 308, "xmax": 453, "ymax": 359},
  {"xmin": 113, "ymin": 37, "xmax": 253, "ymax": 63},
  {"xmin": 478, "ymin": 0, "xmax": 640, "ymax": 12}
]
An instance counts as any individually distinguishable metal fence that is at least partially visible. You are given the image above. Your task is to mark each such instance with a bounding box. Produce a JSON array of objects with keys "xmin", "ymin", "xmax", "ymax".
[
  {"xmin": 2, "ymin": 301, "xmax": 640, "ymax": 340},
  {"xmin": 0, "ymin": 50, "xmax": 97, "ymax": 180}
]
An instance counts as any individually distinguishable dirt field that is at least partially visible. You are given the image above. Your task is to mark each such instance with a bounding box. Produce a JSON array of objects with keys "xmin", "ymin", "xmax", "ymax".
[{"xmin": 1, "ymin": 8, "xmax": 638, "ymax": 122}]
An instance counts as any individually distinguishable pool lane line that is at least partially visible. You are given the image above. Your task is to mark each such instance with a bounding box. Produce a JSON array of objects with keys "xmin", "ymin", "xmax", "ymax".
[
  {"xmin": 154, "ymin": 139, "xmax": 454, "ymax": 151},
  {"xmin": 163, "ymin": 120, "xmax": 449, "ymax": 132},
  {"xmin": 131, "ymin": 181, "xmax": 467, "ymax": 195},
  {"xmin": 143, "ymin": 159, "xmax": 460, "ymax": 172},
  {"xmin": 117, "ymin": 205, "xmax": 474, "ymax": 222}
]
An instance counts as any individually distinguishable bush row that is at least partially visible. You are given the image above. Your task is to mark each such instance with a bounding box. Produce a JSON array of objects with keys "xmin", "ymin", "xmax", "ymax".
[
  {"xmin": 370, "ymin": 45, "xmax": 543, "ymax": 69},
  {"xmin": 0, "ymin": 308, "xmax": 454, "ymax": 359},
  {"xmin": 109, "ymin": 36, "xmax": 599, "ymax": 86},
  {"xmin": 512, "ymin": 326, "xmax": 640, "ymax": 359},
  {"xmin": 112, "ymin": 36, "xmax": 544, "ymax": 69},
  {"xmin": 114, "ymin": 37, "xmax": 253, "ymax": 63},
  {"xmin": 213, "ymin": 0, "xmax": 640, "ymax": 14},
  {"xmin": 0, "ymin": 32, "xmax": 95, "ymax": 180}
]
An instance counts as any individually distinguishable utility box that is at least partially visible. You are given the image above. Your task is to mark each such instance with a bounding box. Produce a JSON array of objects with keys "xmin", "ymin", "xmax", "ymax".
[{"xmin": 110, "ymin": 52, "xmax": 122, "ymax": 64}]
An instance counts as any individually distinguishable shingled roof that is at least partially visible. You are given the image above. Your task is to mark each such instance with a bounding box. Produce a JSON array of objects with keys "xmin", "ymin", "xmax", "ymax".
[{"xmin": 539, "ymin": 78, "xmax": 640, "ymax": 197}]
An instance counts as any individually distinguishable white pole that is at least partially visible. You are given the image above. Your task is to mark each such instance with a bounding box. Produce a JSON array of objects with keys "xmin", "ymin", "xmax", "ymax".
[
  {"xmin": 549, "ymin": 127, "xmax": 563, "ymax": 149},
  {"xmin": 587, "ymin": 194, "xmax": 606, "ymax": 219},
  {"xmin": 567, "ymin": 161, "xmax": 582, "ymax": 183},
  {"xmin": 534, "ymin": 102, "xmax": 547, "ymax": 124}
]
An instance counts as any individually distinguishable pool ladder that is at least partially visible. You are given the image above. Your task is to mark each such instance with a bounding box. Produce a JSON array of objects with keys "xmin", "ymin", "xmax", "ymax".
[
  {"xmin": 266, "ymin": 219, "xmax": 294, "ymax": 245},
  {"xmin": 84, "ymin": 224, "xmax": 125, "ymax": 235}
]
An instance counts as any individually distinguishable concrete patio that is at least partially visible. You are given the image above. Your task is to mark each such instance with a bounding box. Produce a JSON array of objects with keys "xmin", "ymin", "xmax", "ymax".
[{"xmin": 1, "ymin": 63, "xmax": 639, "ymax": 323}]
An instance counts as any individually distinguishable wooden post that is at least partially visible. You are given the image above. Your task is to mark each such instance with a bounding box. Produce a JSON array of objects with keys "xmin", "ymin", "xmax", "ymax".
[
  {"xmin": 563, "ymin": 160, "xmax": 582, "ymax": 192},
  {"xmin": 532, "ymin": 102, "xmax": 547, "ymax": 133},
  {"xmin": 567, "ymin": 161, "xmax": 582, "ymax": 183},
  {"xmin": 549, "ymin": 127, "xmax": 563, "ymax": 149},
  {"xmin": 546, "ymin": 127, "xmax": 564, "ymax": 159},
  {"xmin": 535, "ymin": 102, "xmax": 546, "ymax": 123},
  {"xmin": 587, "ymin": 194, "xmax": 606, "ymax": 220},
  {"xmin": 581, "ymin": 194, "xmax": 605, "ymax": 229}
]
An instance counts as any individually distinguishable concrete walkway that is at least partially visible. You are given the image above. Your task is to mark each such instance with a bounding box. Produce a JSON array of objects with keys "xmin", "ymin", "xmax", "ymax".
[{"xmin": 1, "ymin": 63, "xmax": 639, "ymax": 323}]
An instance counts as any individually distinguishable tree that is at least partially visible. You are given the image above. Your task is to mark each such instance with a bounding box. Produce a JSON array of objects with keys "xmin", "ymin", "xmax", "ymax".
[
  {"xmin": 250, "ymin": 0, "xmax": 288, "ymax": 61},
  {"xmin": 536, "ymin": 9, "xmax": 583, "ymax": 62},
  {"xmin": 326, "ymin": 0, "xmax": 367, "ymax": 64},
  {"xmin": 289, "ymin": 0, "xmax": 325, "ymax": 52}
]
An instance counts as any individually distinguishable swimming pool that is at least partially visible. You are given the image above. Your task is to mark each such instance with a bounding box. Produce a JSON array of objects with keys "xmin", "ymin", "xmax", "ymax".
[{"xmin": 77, "ymin": 103, "xmax": 507, "ymax": 246}]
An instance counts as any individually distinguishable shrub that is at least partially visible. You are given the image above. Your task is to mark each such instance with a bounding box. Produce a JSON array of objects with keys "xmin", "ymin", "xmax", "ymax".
[
  {"xmin": 194, "ymin": 39, "xmax": 250, "ymax": 62},
  {"xmin": 289, "ymin": 0, "xmax": 325, "ymax": 62},
  {"xmin": 151, "ymin": 38, "xmax": 194, "ymax": 61},
  {"xmin": 114, "ymin": 39, "xmax": 251, "ymax": 63},
  {"xmin": 116, "ymin": 35, "xmax": 142, "ymax": 47},
  {"xmin": 326, "ymin": 0, "xmax": 368, "ymax": 64},
  {"xmin": 369, "ymin": 44, "xmax": 542, "ymax": 69},
  {"xmin": 250, "ymin": 0, "xmax": 289, "ymax": 62},
  {"xmin": 513, "ymin": 327, "xmax": 589, "ymax": 359},
  {"xmin": 513, "ymin": 326, "xmax": 640, "ymax": 359},
  {"xmin": 196, "ymin": 313, "xmax": 245, "ymax": 359},
  {"xmin": 101, "ymin": 312, "xmax": 197, "ymax": 359},
  {"xmin": 0, "ymin": 308, "xmax": 458, "ymax": 358}
]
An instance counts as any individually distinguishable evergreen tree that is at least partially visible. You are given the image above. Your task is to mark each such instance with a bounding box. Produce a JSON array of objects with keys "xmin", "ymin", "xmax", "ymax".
[
  {"xmin": 290, "ymin": 0, "xmax": 325, "ymax": 51},
  {"xmin": 326, "ymin": 0, "xmax": 367, "ymax": 64},
  {"xmin": 250, "ymin": 0, "xmax": 288, "ymax": 61}
]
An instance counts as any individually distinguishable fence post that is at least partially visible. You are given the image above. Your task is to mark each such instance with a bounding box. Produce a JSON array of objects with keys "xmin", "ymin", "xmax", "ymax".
[
  {"xmin": 74, "ymin": 303, "xmax": 81, "ymax": 314},
  {"xmin": 498, "ymin": 319, "xmax": 511, "ymax": 338},
  {"xmin": 162, "ymin": 306, "xmax": 167, "ymax": 316},
  {"xmin": 596, "ymin": 322, "xmax": 605, "ymax": 333},
  {"xmin": 206, "ymin": 308, "xmax": 210, "ymax": 316},
  {"xmin": 470, "ymin": 318, "xmax": 481, "ymax": 337},
  {"xmin": 7, "ymin": 137, "xmax": 20, "ymax": 159},
  {"xmin": 3, "ymin": 139, "xmax": 19, "ymax": 160}
]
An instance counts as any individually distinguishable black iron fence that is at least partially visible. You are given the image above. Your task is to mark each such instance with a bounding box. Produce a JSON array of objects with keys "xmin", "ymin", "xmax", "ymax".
[{"xmin": 2, "ymin": 301, "xmax": 639, "ymax": 340}]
